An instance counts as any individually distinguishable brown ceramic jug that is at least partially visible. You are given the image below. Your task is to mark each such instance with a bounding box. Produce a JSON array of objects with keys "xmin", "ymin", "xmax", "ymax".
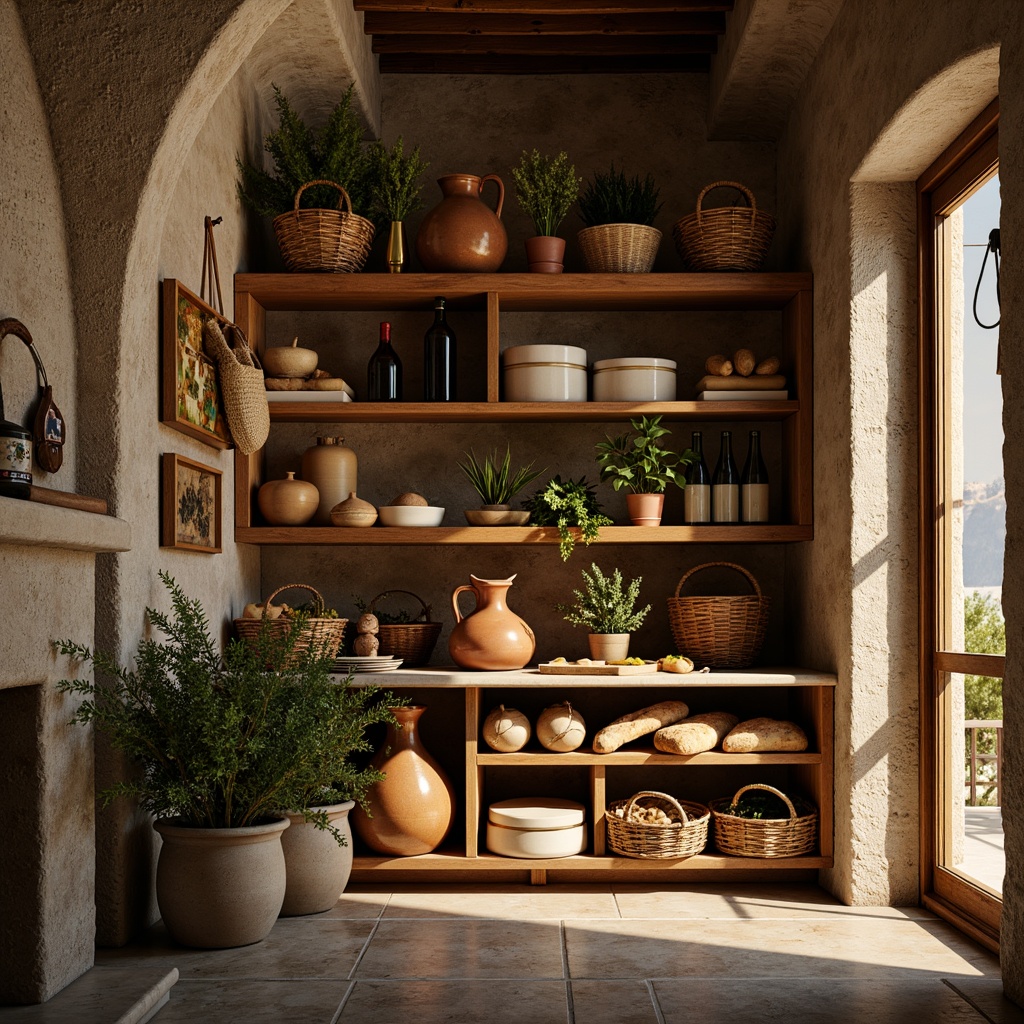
[
  {"xmin": 416, "ymin": 173, "xmax": 508, "ymax": 272},
  {"xmin": 449, "ymin": 574, "xmax": 536, "ymax": 670}
]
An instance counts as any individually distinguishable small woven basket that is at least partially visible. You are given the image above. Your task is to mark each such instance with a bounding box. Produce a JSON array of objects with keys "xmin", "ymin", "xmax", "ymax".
[
  {"xmin": 234, "ymin": 584, "xmax": 348, "ymax": 663},
  {"xmin": 710, "ymin": 784, "xmax": 817, "ymax": 858},
  {"xmin": 605, "ymin": 790, "xmax": 710, "ymax": 860},
  {"xmin": 367, "ymin": 590, "xmax": 442, "ymax": 667},
  {"xmin": 667, "ymin": 561, "xmax": 769, "ymax": 668},
  {"xmin": 272, "ymin": 180, "xmax": 375, "ymax": 273},
  {"xmin": 672, "ymin": 181, "xmax": 775, "ymax": 271},
  {"xmin": 577, "ymin": 223, "xmax": 662, "ymax": 273}
]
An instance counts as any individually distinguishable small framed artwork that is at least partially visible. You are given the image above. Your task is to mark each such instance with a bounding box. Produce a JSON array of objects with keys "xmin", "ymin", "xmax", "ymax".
[
  {"xmin": 161, "ymin": 278, "xmax": 232, "ymax": 449},
  {"xmin": 161, "ymin": 453, "xmax": 222, "ymax": 553}
]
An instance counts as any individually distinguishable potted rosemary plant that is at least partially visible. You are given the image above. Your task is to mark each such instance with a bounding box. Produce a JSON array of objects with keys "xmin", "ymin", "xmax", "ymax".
[
  {"xmin": 511, "ymin": 149, "xmax": 582, "ymax": 272},
  {"xmin": 368, "ymin": 136, "xmax": 429, "ymax": 273},
  {"xmin": 457, "ymin": 445, "xmax": 542, "ymax": 525},
  {"xmin": 523, "ymin": 475, "xmax": 613, "ymax": 560},
  {"xmin": 577, "ymin": 164, "xmax": 663, "ymax": 273},
  {"xmin": 557, "ymin": 562, "xmax": 651, "ymax": 661}
]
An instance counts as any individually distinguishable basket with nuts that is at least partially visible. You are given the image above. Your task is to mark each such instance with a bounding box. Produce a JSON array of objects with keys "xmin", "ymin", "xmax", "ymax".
[{"xmin": 605, "ymin": 790, "xmax": 710, "ymax": 860}]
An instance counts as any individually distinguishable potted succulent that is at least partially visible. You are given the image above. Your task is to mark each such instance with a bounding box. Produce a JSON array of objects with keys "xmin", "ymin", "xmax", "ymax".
[
  {"xmin": 595, "ymin": 414, "xmax": 694, "ymax": 526},
  {"xmin": 522, "ymin": 475, "xmax": 613, "ymax": 560},
  {"xmin": 54, "ymin": 572, "xmax": 396, "ymax": 944},
  {"xmin": 577, "ymin": 164, "xmax": 663, "ymax": 273},
  {"xmin": 557, "ymin": 562, "xmax": 651, "ymax": 662},
  {"xmin": 368, "ymin": 136, "xmax": 429, "ymax": 273},
  {"xmin": 457, "ymin": 445, "xmax": 542, "ymax": 525},
  {"xmin": 511, "ymin": 149, "xmax": 582, "ymax": 273}
]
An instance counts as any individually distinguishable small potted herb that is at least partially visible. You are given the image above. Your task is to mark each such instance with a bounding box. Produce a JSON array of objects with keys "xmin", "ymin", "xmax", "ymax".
[
  {"xmin": 511, "ymin": 149, "xmax": 582, "ymax": 273},
  {"xmin": 368, "ymin": 136, "xmax": 429, "ymax": 273},
  {"xmin": 458, "ymin": 446, "xmax": 542, "ymax": 525},
  {"xmin": 576, "ymin": 164, "xmax": 663, "ymax": 273},
  {"xmin": 595, "ymin": 415, "xmax": 694, "ymax": 526},
  {"xmin": 557, "ymin": 562, "xmax": 651, "ymax": 661},
  {"xmin": 522, "ymin": 475, "xmax": 612, "ymax": 560}
]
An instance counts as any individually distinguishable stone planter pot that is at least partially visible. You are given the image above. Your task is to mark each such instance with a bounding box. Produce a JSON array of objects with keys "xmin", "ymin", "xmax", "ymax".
[
  {"xmin": 588, "ymin": 632, "xmax": 631, "ymax": 661},
  {"xmin": 626, "ymin": 492, "xmax": 665, "ymax": 526},
  {"xmin": 279, "ymin": 801, "xmax": 356, "ymax": 917},
  {"xmin": 153, "ymin": 816, "xmax": 289, "ymax": 948}
]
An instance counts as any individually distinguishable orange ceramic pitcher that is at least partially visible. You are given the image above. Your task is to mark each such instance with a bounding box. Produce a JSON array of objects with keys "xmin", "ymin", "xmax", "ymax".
[
  {"xmin": 449, "ymin": 574, "xmax": 536, "ymax": 670},
  {"xmin": 416, "ymin": 173, "xmax": 508, "ymax": 272}
]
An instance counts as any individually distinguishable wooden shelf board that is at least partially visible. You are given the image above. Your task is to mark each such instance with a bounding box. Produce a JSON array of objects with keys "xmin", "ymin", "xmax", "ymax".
[
  {"xmin": 352, "ymin": 852, "xmax": 832, "ymax": 871},
  {"xmin": 476, "ymin": 750, "xmax": 823, "ymax": 766},
  {"xmin": 236, "ymin": 524, "xmax": 813, "ymax": 545}
]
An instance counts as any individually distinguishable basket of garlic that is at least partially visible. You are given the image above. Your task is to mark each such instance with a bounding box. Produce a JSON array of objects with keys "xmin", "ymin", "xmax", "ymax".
[
  {"xmin": 605, "ymin": 790, "xmax": 710, "ymax": 860},
  {"xmin": 235, "ymin": 583, "xmax": 348, "ymax": 663}
]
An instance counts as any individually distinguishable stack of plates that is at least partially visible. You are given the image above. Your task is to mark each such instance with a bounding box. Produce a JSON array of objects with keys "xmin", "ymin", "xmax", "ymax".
[{"xmin": 332, "ymin": 654, "xmax": 404, "ymax": 673}]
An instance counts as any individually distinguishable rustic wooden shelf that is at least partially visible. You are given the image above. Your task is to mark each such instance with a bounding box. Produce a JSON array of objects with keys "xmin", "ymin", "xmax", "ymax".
[{"xmin": 475, "ymin": 749, "xmax": 824, "ymax": 766}]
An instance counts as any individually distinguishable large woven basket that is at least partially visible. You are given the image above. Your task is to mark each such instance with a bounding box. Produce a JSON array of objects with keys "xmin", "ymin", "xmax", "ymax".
[
  {"xmin": 367, "ymin": 590, "xmax": 442, "ymax": 667},
  {"xmin": 710, "ymin": 784, "xmax": 817, "ymax": 858},
  {"xmin": 234, "ymin": 584, "xmax": 348, "ymax": 663},
  {"xmin": 672, "ymin": 181, "xmax": 775, "ymax": 271},
  {"xmin": 272, "ymin": 180, "xmax": 375, "ymax": 273},
  {"xmin": 606, "ymin": 790, "xmax": 710, "ymax": 860},
  {"xmin": 577, "ymin": 223, "xmax": 662, "ymax": 273},
  {"xmin": 667, "ymin": 561, "xmax": 768, "ymax": 668}
]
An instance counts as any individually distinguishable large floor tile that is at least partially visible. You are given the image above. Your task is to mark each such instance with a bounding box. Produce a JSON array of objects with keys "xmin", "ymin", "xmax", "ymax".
[
  {"xmin": 945, "ymin": 978, "xmax": 1024, "ymax": 1023},
  {"xmin": 570, "ymin": 980, "xmax": 661, "ymax": 1023},
  {"xmin": 652, "ymin": 978, "xmax": 988, "ymax": 1023},
  {"xmin": 565, "ymin": 917, "xmax": 999, "ymax": 980},
  {"xmin": 317, "ymin": 886, "xmax": 389, "ymax": 919},
  {"xmin": 613, "ymin": 883, "xmax": 931, "ymax": 921},
  {"xmin": 383, "ymin": 883, "xmax": 619, "ymax": 920},
  {"xmin": 151, "ymin": 979, "xmax": 346, "ymax": 1022},
  {"xmin": 354, "ymin": 919, "xmax": 564, "ymax": 979},
  {"xmin": 338, "ymin": 980, "xmax": 570, "ymax": 1023}
]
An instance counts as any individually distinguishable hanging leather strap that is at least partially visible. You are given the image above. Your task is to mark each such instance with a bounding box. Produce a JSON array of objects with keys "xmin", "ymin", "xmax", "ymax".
[{"xmin": 201, "ymin": 215, "xmax": 225, "ymax": 316}]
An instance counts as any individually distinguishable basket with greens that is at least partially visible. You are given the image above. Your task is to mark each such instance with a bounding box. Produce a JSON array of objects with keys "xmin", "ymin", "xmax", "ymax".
[{"xmin": 709, "ymin": 783, "xmax": 817, "ymax": 858}]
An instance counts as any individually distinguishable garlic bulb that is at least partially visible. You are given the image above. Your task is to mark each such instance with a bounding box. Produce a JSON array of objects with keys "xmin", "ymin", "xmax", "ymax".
[
  {"xmin": 482, "ymin": 704, "xmax": 531, "ymax": 753},
  {"xmin": 536, "ymin": 701, "xmax": 586, "ymax": 753}
]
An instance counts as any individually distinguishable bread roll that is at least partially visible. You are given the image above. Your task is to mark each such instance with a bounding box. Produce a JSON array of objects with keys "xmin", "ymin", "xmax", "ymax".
[
  {"xmin": 705, "ymin": 354, "xmax": 733, "ymax": 376},
  {"xmin": 733, "ymin": 348, "xmax": 756, "ymax": 376},
  {"xmin": 722, "ymin": 717, "xmax": 808, "ymax": 753},
  {"xmin": 592, "ymin": 700, "xmax": 690, "ymax": 754},
  {"xmin": 653, "ymin": 712, "xmax": 739, "ymax": 755}
]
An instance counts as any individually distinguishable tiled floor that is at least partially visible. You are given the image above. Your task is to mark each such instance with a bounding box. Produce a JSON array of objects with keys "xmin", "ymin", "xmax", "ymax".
[{"xmin": 13, "ymin": 882, "xmax": 1024, "ymax": 1023}]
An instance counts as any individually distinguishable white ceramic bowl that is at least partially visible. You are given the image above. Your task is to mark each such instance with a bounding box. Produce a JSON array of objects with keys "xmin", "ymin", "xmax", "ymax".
[
  {"xmin": 503, "ymin": 343, "xmax": 588, "ymax": 402},
  {"xmin": 485, "ymin": 798, "xmax": 587, "ymax": 859},
  {"xmin": 377, "ymin": 505, "xmax": 445, "ymax": 527},
  {"xmin": 592, "ymin": 356, "xmax": 677, "ymax": 401}
]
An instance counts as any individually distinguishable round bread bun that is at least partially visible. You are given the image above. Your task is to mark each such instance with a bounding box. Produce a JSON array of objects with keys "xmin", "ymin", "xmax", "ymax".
[
  {"xmin": 302, "ymin": 377, "xmax": 345, "ymax": 391},
  {"xmin": 389, "ymin": 492, "xmax": 428, "ymax": 506},
  {"xmin": 264, "ymin": 377, "xmax": 304, "ymax": 391}
]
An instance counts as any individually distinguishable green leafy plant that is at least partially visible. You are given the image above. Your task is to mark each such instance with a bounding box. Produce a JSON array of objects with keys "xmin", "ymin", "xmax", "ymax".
[
  {"xmin": 511, "ymin": 149, "xmax": 582, "ymax": 237},
  {"xmin": 368, "ymin": 136, "xmax": 429, "ymax": 222},
  {"xmin": 557, "ymin": 563, "xmax": 651, "ymax": 635},
  {"xmin": 54, "ymin": 572, "xmax": 396, "ymax": 842},
  {"xmin": 236, "ymin": 84, "xmax": 374, "ymax": 218},
  {"xmin": 726, "ymin": 790, "xmax": 802, "ymax": 820},
  {"xmin": 595, "ymin": 415, "xmax": 694, "ymax": 494},
  {"xmin": 457, "ymin": 446, "xmax": 543, "ymax": 506},
  {"xmin": 963, "ymin": 591, "xmax": 1005, "ymax": 805},
  {"xmin": 578, "ymin": 164, "xmax": 662, "ymax": 227},
  {"xmin": 523, "ymin": 475, "xmax": 612, "ymax": 560}
]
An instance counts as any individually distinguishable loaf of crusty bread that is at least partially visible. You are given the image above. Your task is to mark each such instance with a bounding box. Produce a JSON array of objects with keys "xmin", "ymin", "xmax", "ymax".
[
  {"xmin": 722, "ymin": 717, "xmax": 808, "ymax": 753},
  {"xmin": 592, "ymin": 700, "xmax": 690, "ymax": 754},
  {"xmin": 653, "ymin": 712, "xmax": 739, "ymax": 755}
]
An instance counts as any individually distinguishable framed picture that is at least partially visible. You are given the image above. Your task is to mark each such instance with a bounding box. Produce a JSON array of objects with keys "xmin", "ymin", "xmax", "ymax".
[
  {"xmin": 161, "ymin": 278, "xmax": 232, "ymax": 449},
  {"xmin": 161, "ymin": 453, "xmax": 222, "ymax": 553}
]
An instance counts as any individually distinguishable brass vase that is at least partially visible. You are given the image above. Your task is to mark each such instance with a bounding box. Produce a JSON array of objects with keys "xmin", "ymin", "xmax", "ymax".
[{"xmin": 387, "ymin": 221, "xmax": 404, "ymax": 273}]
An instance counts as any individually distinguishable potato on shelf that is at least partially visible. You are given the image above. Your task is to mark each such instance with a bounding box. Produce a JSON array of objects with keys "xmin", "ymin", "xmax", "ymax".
[
  {"xmin": 733, "ymin": 348, "xmax": 756, "ymax": 376},
  {"xmin": 705, "ymin": 354, "xmax": 733, "ymax": 376}
]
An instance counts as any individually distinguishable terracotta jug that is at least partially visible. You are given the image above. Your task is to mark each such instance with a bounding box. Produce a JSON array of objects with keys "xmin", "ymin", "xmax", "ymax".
[
  {"xmin": 352, "ymin": 705, "xmax": 455, "ymax": 856},
  {"xmin": 416, "ymin": 173, "xmax": 508, "ymax": 273},
  {"xmin": 449, "ymin": 574, "xmax": 536, "ymax": 670}
]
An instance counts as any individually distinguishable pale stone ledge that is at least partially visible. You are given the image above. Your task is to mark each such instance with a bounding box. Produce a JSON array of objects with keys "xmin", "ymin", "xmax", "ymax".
[{"xmin": 0, "ymin": 495, "xmax": 131, "ymax": 552}]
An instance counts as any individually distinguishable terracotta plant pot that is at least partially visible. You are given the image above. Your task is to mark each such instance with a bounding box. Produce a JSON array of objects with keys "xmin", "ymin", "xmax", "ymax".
[
  {"xmin": 279, "ymin": 801, "xmax": 355, "ymax": 916},
  {"xmin": 626, "ymin": 492, "xmax": 665, "ymax": 526},
  {"xmin": 153, "ymin": 817, "xmax": 289, "ymax": 948},
  {"xmin": 524, "ymin": 235, "xmax": 566, "ymax": 273},
  {"xmin": 588, "ymin": 633, "xmax": 631, "ymax": 662}
]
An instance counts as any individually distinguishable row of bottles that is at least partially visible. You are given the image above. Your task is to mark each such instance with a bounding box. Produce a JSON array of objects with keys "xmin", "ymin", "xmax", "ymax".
[
  {"xmin": 684, "ymin": 430, "xmax": 769, "ymax": 524},
  {"xmin": 367, "ymin": 296, "xmax": 456, "ymax": 401}
]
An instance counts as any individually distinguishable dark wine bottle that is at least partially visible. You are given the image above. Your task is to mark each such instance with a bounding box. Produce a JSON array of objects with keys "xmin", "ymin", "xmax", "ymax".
[
  {"xmin": 711, "ymin": 430, "xmax": 739, "ymax": 523},
  {"xmin": 741, "ymin": 429, "xmax": 770, "ymax": 523},
  {"xmin": 367, "ymin": 321, "xmax": 402, "ymax": 401},
  {"xmin": 423, "ymin": 296, "xmax": 456, "ymax": 401},
  {"xmin": 683, "ymin": 430, "xmax": 711, "ymax": 524}
]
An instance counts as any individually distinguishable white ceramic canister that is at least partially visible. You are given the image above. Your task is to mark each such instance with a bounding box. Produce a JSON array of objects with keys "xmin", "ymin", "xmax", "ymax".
[
  {"xmin": 592, "ymin": 357, "xmax": 677, "ymax": 402},
  {"xmin": 502, "ymin": 344, "xmax": 587, "ymax": 402},
  {"xmin": 301, "ymin": 436, "xmax": 357, "ymax": 526},
  {"xmin": 485, "ymin": 798, "xmax": 586, "ymax": 859}
]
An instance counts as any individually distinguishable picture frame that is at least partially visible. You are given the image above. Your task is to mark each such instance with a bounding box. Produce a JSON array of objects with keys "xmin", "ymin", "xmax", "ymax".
[
  {"xmin": 161, "ymin": 278, "xmax": 232, "ymax": 449},
  {"xmin": 161, "ymin": 453, "xmax": 223, "ymax": 553}
]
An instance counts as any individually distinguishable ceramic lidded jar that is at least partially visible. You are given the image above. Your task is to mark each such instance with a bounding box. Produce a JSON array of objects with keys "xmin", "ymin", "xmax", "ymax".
[
  {"xmin": 416, "ymin": 173, "xmax": 508, "ymax": 273},
  {"xmin": 301, "ymin": 436, "xmax": 357, "ymax": 525},
  {"xmin": 449, "ymin": 573, "xmax": 536, "ymax": 671},
  {"xmin": 330, "ymin": 491, "xmax": 377, "ymax": 528},
  {"xmin": 257, "ymin": 472, "xmax": 319, "ymax": 526}
]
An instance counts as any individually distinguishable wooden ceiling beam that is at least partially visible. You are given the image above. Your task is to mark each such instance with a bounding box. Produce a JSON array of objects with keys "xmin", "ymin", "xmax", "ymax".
[
  {"xmin": 362, "ymin": 12, "xmax": 726, "ymax": 34},
  {"xmin": 357, "ymin": 2, "xmax": 732, "ymax": 13},
  {"xmin": 372, "ymin": 33, "xmax": 717, "ymax": 54},
  {"xmin": 378, "ymin": 52, "xmax": 712, "ymax": 73}
]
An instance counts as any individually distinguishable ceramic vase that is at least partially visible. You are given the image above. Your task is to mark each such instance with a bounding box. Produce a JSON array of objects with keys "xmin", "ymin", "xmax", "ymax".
[
  {"xmin": 257, "ymin": 472, "xmax": 319, "ymax": 526},
  {"xmin": 301, "ymin": 437, "xmax": 357, "ymax": 525},
  {"xmin": 626, "ymin": 492, "xmax": 665, "ymax": 526},
  {"xmin": 352, "ymin": 705, "xmax": 455, "ymax": 855},
  {"xmin": 387, "ymin": 221, "xmax": 404, "ymax": 273},
  {"xmin": 524, "ymin": 235, "xmax": 566, "ymax": 273},
  {"xmin": 279, "ymin": 801, "xmax": 355, "ymax": 916},
  {"xmin": 449, "ymin": 573, "xmax": 536, "ymax": 670},
  {"xmin": 416, "ymin": 173, "xmax": 508, "ymax": 272}
]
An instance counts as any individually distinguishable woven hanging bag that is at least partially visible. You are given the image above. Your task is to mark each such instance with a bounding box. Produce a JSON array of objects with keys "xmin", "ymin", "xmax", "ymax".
[{"xmin": 203, "ymin": 319, "xmax": 269, "ymax": 455}]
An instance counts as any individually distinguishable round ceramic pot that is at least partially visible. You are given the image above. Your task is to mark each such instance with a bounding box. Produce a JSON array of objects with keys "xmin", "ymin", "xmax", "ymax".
[
  {"xmin": 486, "ymin": 798, "xmax": 586, "ymax": 858},
  {"xmin": 330, "ymin": 491, "xmax": 377, "ymax": 527},
  {"xmin": 279, "ymin": 801, "xmax": 355, "ymax": 916},
  {"xmin": 153, "ymin": 816, "xmax": 289, "ymax": 948},
  {"xmin": 588, "ymin": 633, "xmax": 631, "ymax": 662},
  {"xmin": 502, "ymin": 344, "xmax": 588, "ymax": 402},
  {"xmin": 257, "ymin": 472, "xmax": 319, "ymax": 526},
  {"xmin": 592, "ymin": 357, "xmax": 677, "ymax": 401},
  {"xmin": 626, "ymin": 492, "xmax": 665, "ymax": 526},
  {"xmin": 301, "ymin": 437, "xmax": 357, "ymax": 525},
  {"xmin": 416, "ymin": 173, "xmax": 508, "ymax": 273},
  {"xmin": 524, "ymin": 235, "xmax": 566, "ymax": 273}
]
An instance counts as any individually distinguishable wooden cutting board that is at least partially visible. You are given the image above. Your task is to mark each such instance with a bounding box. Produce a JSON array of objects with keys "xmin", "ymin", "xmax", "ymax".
[{"xmin": 537, "ymin": 661, "xmax": 660, "ymax": 676}]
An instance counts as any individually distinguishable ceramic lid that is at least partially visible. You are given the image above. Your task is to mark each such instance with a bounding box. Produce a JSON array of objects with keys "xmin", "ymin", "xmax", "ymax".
[
  {"xmin": 488, "ymin": 797, "xmax": 586, "ymax": 830},
  {"xmin": 503, "ymin": 344, "xmax": 588, "ymax": 367},
  {"xmin": 592, "ymin": 356, "xmax": 677, "ymax": 371}
]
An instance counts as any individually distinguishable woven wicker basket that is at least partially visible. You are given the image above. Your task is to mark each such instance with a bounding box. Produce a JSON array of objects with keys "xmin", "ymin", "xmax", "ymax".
[
  {"xmin": 202, "ymin": 320, "xmax": 269, "ymax": 455},
  {"xmin": 367, "ymin": 590, "xmax": 442, "ymax": 667},
  {"xmin": 710, "ymin": 784, "xmax": 817, "ymax": 858},
  {"xmin": 605, "ymin": 790, "xmax": 710, "ymax": 860},
  {"xmin": 672, "ymin": 181, "xmax": 775, "ymax": 271},
  {"xmin": 272, "ymin": 180, "xmax": 375, "ymax": 273},
  {"xmin": 577, "ymin": 223, "xmax": 662, "ymax": 273},
  {"xmin": 667, "ymin": 561, "xmax": 768, "ymax": 668},
  {"xmin": 234, "ymin": 584, "xmax": 348, "ymax": 663}
]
